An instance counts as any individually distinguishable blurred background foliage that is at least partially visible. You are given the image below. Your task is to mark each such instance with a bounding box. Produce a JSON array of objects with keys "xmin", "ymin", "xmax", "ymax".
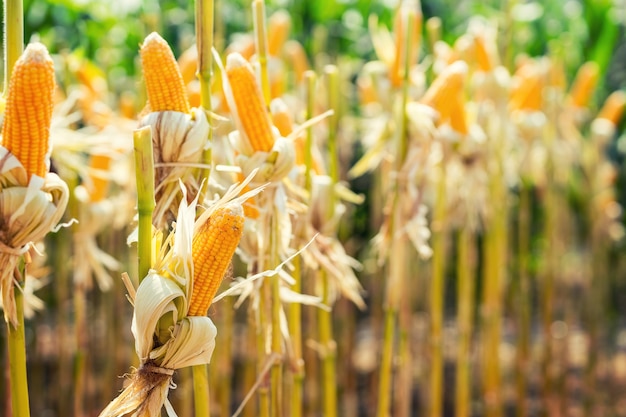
[
  {"xmin": 2, "ymin": 0, "xmax": 622, "ymax": 97},
  {"xmin": 2, "ymin": 0, "xmax": 625, "ymax": 225}
]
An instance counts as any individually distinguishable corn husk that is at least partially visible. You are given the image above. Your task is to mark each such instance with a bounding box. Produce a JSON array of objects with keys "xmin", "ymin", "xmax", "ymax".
[
  {"xmin": 139, "ymin": 108, "xmax": 210, "ymax": 229},
  {"xmin": 101, "ymin": 175, "xmax": 265, "ymax": 417},
  {"xmin": 72, "ymin": 185, "xmax": 121, "ymax": 291},
  {"xmin": 0, "ymin": 147, "xmax": 69, "ymax": 326}
]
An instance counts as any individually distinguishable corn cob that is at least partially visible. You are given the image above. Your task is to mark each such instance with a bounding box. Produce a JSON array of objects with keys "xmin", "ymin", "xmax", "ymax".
[
  {"xmin": 474, "ymin": 33, "xmax": 493, "ymax": 72},
  {"xmin": 1, "ymin": 42, "xmax": 55, "ymax": 179},
  {"xmin": 178, "ymin": 44, "xmax": 199, "ymax": 86},
  {"xmin": 87, "ymin": 154, "xmax": 111, "ymax": 202},
  {"xmin": 226, "ymin": 53, "xmax": 275, "ymax": 152},
  {"xmin": 188, "ymin": 205, "xmax": 245, "ymax": 316},
  {"xmin": 284, "ymin": 40, "xmax": 309, "ymax": 84},
  {"xmin": 390, "ymin": 2, "xmax": 421, "ymax": 87},
  {"xmin": 270, "ymin": 98, "xmax": 294, "ymax": 137},
  {"xmin": 267, "ymin": 10, "xmax": 291, "ymax": 57},
  {"xmin": 568, "ymin": 61, "xmax": 599, "ymax": 108},
  {"xmin": 421, "ymin": 61, "xmax": 467, "ymax": 122},
  {"xmin": 597, "ymin": 91, "xmax": 626, "ymax": 125},
  {"xmin": 140, "ymin": 32, "xmax": 190, "ymax": 114},
  {"xmin": 509, "ymin": 62, "xmax": 543, "ymax": 111},
  {"xmin": 449, "ymin": 94, "xmax": 469, "ymax": 135}
]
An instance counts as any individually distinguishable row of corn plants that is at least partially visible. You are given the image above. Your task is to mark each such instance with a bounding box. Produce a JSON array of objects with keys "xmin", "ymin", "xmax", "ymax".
[{"xmin": 0, "ymin": 0, "xmax": 625, "ymax": 417}]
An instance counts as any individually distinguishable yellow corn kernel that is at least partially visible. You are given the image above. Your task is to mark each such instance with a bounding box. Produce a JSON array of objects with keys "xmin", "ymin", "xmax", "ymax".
[
  {"xmin": 226, "ymin": 53, "xmax": 275, "ymax": 152},
  {"xmin": 1, "ymin": 42, "xmax": 55, "ymax": 179},
  {"xmin": 140, "ymin": 32, "xmax": 190, "ymax": 114},
  {"xmin": 268, "ymin": 10, "xmax": 291, "ymax": 57},
  {"xmin": 568, "ymin": 61, "xmax": 599, "ymax": 108},
  {"xmin": 597, "ymin": 91, "xmax": 626, "ymax": 125},
  {"xmin": 188, "ymin": 205, "xmax": 245, "ymax": 316},
  {"xmin": 421, "ymin": 61, "xmax": 467, "ymax": 122},
  {"xmin": 87, "ymin": 154, "xmax": 111, "ymax": 202}
]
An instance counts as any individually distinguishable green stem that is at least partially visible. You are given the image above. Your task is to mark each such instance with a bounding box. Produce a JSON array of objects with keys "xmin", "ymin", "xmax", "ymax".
[
  {"xmin": 304, "ymin": 70, "xmax": 316, "ymax": 192},
  {"xmin": 325, "ymin": 65, "xmax": 340, "ymax": 185},
  {"xmin": 288, "ymin": 251, "xmax": 304, "ymax": 417},
  {"xmin": 377, "ymin": 8, "xmax": 415, "ymax": 416},
  {"xmin": 218, "ymin": 297, "xmax": 235, "ymax": 417},
  {"xmin": 429, "ymin": 163, "xmax": 447, "ymax": 417},
  {"xmin": 377, "ymin": 306, "xmax": 397, "ymax": 417},
  {"xmin": 541, "ymin": 178, "xmax": 557, "ymax": 416},
  {"xmin": 193, "ymin": 4, "xmax": 214, "ymax": 415},
  {"xmin": 516, "ymin": 185, "xmax": 531, "ymax": 417},
  {"xmin": 242, "ymin": 306, "xmax": 258, "ymax": 417},
  {"xmin": 196, "ymin": 0, "xmax": 213, "ymax": 112},
  {"xmin": 7, "ymin": 267, "xmax": 31, "ymax": 417},
  {"xmin": 253, "ymin": 0, "xmax": 271, "ymax": 106},
  {"xmin": 482, "ymin": 173, "xmax": 506, "ymax": 417},
  {"xmin": 195, "ymin": 0, "xmax": 213, "ymax": 179},
  {"xmin": 3, "ymin": 15, "xmax": 28, "ymax": 416},
  {"xmin": 455, "ymin": 227, "xmax": 476, "ymax": 417},
  {"xmin": 318, "ymin": 270, "xmax": 337, "ymax": 417},
  {"xmin": 269, "ymin": 210, "xmax": 282, "ymax": 417},
  {"xmin": 257, "ymin": 278, "xmax": 270, "ymax": 417},
  {"xmin": 192, "ymin": 364, "xmax": 210, "ymax": 417},
  {"xmin": 3, "ymin": 0, "xmax": 23, "ymax": 95},
  {"xmin": 133, "ymin": 126, "xmax": 155, "ymax": 283},
  {"xmin": 395, "ymin": 288, "xmax": 412, "ymax": 417},
  {"xmin": 73, "ymin": 284, "xmax": 87, "ymax": 417}
]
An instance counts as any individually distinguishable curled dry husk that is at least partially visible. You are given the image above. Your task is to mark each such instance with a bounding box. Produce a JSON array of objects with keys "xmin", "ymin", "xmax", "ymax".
[
  {"xmin": 72, "ymin": 185, "xmax": 121, "ymax": 291},
  {"xmin": 100, "ymin": 186, "xmax": 216, "ymax": 417},
  {"xmin": 301, "ymin": 175, "xmax": 365, "ymax": 309},
  {"xmin": 0, "ymin": 147, "xmax": 69, "ymax": 326},
  {"xmin": 100, "ymin": 177, "xmax": 264, "ymax": 417},
  {"xmin": 139, "ymin": 108, "xmax": 210, "ymax": 229}
]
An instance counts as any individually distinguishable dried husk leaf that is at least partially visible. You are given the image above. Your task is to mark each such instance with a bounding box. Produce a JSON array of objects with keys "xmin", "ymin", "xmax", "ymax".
[
  {"xmin": 0, "ymin": 148, "xmax": 69, "ymax": 325},
  {"xmin": 139, "ymin": 109, "xmax": 209, "ymax": 229}
]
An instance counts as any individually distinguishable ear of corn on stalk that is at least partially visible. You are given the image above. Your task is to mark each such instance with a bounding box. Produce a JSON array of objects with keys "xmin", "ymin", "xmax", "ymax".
[
  {"xmin": 568, "ymin": 61, "xmax": 600, "ymax": 108},
  {"xmin": 188, "ymin": 204, "xmax": 245, "ymax": 316},
  {"xmin": 421, "ymin": 61, "xmax": 468, "ymax": 123},
  {"xmin": 268, "ymin": 10, "xmax": 291, "ymax": 57},
  {"xmin": 1, "ymin": 42, "xmax": 55, "ymax": 180},
  {"xmin": 141, "ymin": 32, "xmax": 191, "ymax": 114},
  {"xmin": 225, "ymin": 52, "xmax": 276, "ymax": 153},
  {"xmin": 597, "ymin": 91, "xmax": 626, "ymax": 125},
  {"xmin": 0, "ymin": 43, "xmax": 69, "ymax": 326}
]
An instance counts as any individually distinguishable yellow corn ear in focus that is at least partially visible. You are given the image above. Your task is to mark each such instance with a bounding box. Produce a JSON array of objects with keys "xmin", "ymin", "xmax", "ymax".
[
  {"xmin": 569, "ymin": 61, "xmax": 599, "ymax": 108},
  {"xmin": 1, "ymin": 42, "xmax": 55, "ymax": 179},
  {"xmin": 226, "ymin": 53, "xmax": 275, "ymax": 152},
  {"xmin": 188, "ymin": 205, "xmax": 245, "ymax": 316},
  {"xmin": 140, "ymin": 32, "xmax": 190, "ymax": 114},
  {"xmin": 597, "ymin": 91, "xmax": 626, "ymax": 125}
]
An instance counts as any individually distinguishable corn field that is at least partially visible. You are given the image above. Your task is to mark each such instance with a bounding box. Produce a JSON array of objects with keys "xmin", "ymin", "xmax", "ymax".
[{"xmin": 0, "ymin": 0, "xmax": 625, "ymax": 416}]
